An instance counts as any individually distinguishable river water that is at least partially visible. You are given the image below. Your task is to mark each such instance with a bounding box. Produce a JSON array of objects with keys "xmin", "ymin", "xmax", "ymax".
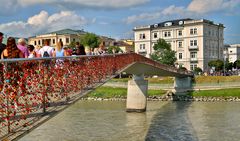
[{"xmin": 20, "ymin": 101, "xmax": 240, "ymax": 141}]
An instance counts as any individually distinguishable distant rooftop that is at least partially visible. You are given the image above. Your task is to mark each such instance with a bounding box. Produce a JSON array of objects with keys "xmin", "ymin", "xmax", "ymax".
[
  {"xmin": 151, "ymin": 18, "xmax": 193, "ymax": 28},
  {"xmin": 134, "ymin": 18, "xmax": 224, "ymax": 30},
  {"xmin": 47, "ymin": 29, "xmax": 86, "ymax": 35}
]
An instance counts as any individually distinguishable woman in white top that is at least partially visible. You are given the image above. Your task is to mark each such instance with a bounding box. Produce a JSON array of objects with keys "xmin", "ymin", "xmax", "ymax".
[{"xmin": 27, "ymin": 45, "xmax": 36, "ymax": 58}]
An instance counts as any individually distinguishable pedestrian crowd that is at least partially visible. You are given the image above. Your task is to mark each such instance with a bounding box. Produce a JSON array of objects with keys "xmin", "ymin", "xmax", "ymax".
[{"xmin": 0, "ymin": 32, "xmax": 107, "ymax": 60}]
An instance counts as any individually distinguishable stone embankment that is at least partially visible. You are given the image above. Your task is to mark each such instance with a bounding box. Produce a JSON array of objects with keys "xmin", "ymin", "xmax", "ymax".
[{"xmin": 81, "ymin": 93, "xmax": 240, "ymax": 102}]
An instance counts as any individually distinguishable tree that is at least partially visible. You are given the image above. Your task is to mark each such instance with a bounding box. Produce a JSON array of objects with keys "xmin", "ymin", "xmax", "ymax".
[
  {"xmin": 225, "ymin": 61, "xmax": 233, "ymax": 70},
  {"xmin": 68, "ymin": 41, "xmax": 76, "ymax": 49},
  {"xmin": 150, "ymin": 39, "xmax": 177, "ymax": 66},
  {"xmin": 208, "ymin": 60, "xmax": 224, "ymax": 71},
  {"xmin": 234, "ymin": 59, "xmax": 240, "ymax": 69},
  {"xmin": 108, "ymin": 46, "xmax": 122, "ymax": 54},
  {"xmin": 80, "ymin": 33, "xmax": 100, "ymax": 49},
  {"xmin": 194, "ymin": 67, "xmax": 203, "ymax": 75}
]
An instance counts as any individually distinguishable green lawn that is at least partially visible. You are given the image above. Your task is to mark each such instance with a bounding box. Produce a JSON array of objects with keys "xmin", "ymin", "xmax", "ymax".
[
  {"xmin": 111, "ymin": 76, "xmax": 240, "ymax": 84},
  {"xmin": 189, "ymin": 88, "xmax": 240, "ymax": 97},
  {"xmin": 87, "ymin": 86, "xmax": 166, "ymax": 98}
]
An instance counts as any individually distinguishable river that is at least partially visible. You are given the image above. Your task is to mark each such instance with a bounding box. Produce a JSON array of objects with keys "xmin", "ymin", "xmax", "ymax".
[{"xmin": 19, "ymin": 101, "xmax": 240, "ymax": 141}]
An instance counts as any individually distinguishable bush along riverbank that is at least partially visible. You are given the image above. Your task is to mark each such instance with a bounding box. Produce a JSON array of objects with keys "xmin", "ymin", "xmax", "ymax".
[{"xmin": 81, "ymin": 87, "xmax": 240, "ymax": 102}]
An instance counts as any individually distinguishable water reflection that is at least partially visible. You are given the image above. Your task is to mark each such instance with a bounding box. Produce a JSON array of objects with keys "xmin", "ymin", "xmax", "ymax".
[
  {"xmin": 145, "ymin": 102, "xmax": 198, "ymax": 141},
  {"xmin": 19, "ymin": 101, "xmax": 240, "ymax": 141},
  {"xmin": 20, "ymin": 101, "xmax": 167, "ymax": 141}
]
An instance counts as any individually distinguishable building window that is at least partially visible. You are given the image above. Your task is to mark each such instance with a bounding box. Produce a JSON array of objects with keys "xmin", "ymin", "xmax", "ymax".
[
  {"xmin": 178, "ymin": 41, "xmax": 183, "ymax": 48},
  {"xmin": 140, "ymin": 44, "xmax": 146, "ymax": 50},
  {"xmin": 190, "ymin": 52, "xmax": 197, "ymax": 59},
  {"xmin": 179, "ymin": 53, "xmax": 183, "ymax": 60},
  {"xmin": 190, "ymin": 28, "xmax": 197, "ymax": 35},
  {"xmin": 139, "ymin": 34, "xmax": 146, "ymax": 39},
  {"xmin": 190, "ymin": 64, "xmax": 197, "ymax": 71},
  {"xmin": 164, "ymin": 31, "xmax": 171, "ymax": 37},
  {"xmin": 34, "ymin": 41, "xmax": 37, "ymax": 46},
  {"xmin": 66, "ymin": 38, "xmax": 70, "ymax": 43},
  {"xmin": 194, "ymin": 28, "xmax": 197, "ymax": 34},
  {"xmin": 38, "ymin": 40, "xmax": 41, "ymax": 45},
  {"xmin": 168, "ymin": 31, "xmax": 171, "ymax": 37},
  {"xmin": 178, "ymin": 30, "xmax": 182, "ymax": 36},
  {"xmin": 190, "ymin": 40, "xmax": 198, "ymax": 46},
  {"xmin": 73, "ymin": 38, "xmax": 76, "ymax": 42},
  {"xmin": 53, "ymin": 39, "xmax": 55, "ymax": 44},
  {"xmin": 153, "ymin": 33, "xmax": 158, "ymax": 38}
]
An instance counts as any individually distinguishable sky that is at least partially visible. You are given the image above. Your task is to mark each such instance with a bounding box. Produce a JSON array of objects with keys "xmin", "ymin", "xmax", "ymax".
[{"xmin": 0, "ymin": 0, "xmax": 239, "ymax": 44}]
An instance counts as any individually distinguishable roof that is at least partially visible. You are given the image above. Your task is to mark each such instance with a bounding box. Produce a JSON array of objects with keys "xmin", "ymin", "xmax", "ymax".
[
  {"xmin": 150, "ymin": 18, "xmax": 193, "ymax": 28},
  {"xmin": 114, "ymin": 41, "xmax": 132, "ymax": 47},
  {"xmin": 135, "ymin": 18, "xmax": 224, "ymax": 31},
  {"xmin": 47, "ymin": 29, "xmax": 86, "ymax": 35}
]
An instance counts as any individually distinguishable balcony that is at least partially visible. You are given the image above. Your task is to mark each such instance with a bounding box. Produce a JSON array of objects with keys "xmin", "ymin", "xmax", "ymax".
[
  {"xmin": 189, "ymin": 46, "xmax": 198, "ymax": 50},
  {"xmin": 190, "ymin": 58, "xmax": 198, "ymax": 62}
]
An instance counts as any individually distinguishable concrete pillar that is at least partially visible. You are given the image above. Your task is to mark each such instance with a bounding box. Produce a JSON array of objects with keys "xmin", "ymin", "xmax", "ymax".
[
  {"xmin": 126, "ymin": 74, "xmax": 148, "ymax": 112},
  {"xmin": 173, "ymin": 77, "xmax": 192, "ymax": 95}
]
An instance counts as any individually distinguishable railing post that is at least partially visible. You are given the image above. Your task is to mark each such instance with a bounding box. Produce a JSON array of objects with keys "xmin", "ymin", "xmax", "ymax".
[{"xmin": 7, "ymin": 88, "xmax": 10, "ymax": 133}]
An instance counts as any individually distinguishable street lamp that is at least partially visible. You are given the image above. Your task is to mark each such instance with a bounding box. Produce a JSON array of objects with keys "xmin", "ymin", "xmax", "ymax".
[{"xmin": 223, "ymin": 50, "xmax": 228, "ymax": 76}]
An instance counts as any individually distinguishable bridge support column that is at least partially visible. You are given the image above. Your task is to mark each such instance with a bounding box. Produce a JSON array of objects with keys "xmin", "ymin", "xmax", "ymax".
[
  {"xmin": 126, "ymin": 74, "xmax": 148, "ymax": 112},
  {"xmin": 173, "ymin": 77, "xmax": 192, "ymax": 95}
]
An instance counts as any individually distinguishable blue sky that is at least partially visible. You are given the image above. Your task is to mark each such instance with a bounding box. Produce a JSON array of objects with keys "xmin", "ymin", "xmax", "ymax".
[{"xmin": 0, "ymin": 0, "xmax": 239, "ymax": 44}]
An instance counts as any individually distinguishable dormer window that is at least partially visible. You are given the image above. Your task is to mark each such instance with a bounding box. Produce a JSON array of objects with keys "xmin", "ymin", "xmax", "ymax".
[{"xmin": 164, "ymin": 22, "xmax": 172, "ymax": 27}]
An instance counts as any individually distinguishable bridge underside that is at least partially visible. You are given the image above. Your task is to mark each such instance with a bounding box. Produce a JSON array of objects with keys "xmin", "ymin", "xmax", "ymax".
[{"xmin": 123, "ymin": 62, "xmax": 190, "ymax": 78}]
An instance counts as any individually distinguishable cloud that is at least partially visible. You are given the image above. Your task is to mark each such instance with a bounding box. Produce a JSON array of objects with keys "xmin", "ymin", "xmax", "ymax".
[
  {"xmin": 124, "ymin": 5, "xmax": 198, "ymax": 24},
  {"xmin": 0, "ymin": 0, "xmax": 149, "ymax": 15},
  {"xmin": 188, "ymin": 0, "xmax": 240, "ymax": 14},
  {"xmin": 0, "ymin": 11, "xmax": 88, "ymax": 37},
  {"xmin": 124, "ymin": 0, "xmax": 240, "ymax": 24}
]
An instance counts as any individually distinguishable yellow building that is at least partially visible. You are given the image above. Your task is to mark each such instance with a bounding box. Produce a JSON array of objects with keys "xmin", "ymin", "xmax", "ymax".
[{"xmin": 28, "ymin": 29, "xmax": 85, "ymax": 47}]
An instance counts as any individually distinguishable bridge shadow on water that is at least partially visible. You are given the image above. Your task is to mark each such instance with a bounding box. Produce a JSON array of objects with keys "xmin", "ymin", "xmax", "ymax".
[{"xmin": 145, "ymin": 101, "xmax": 198, "ymax": 141}]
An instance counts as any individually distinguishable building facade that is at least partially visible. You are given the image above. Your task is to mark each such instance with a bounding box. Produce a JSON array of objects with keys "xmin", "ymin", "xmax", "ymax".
[
  {"xmin": 28, "ymin": 29, "xmax": 85, "ymax": 47},
  {"xmin": 226, "ymin": 44, "xmax": 240, "ymax": 63},
  {"xmin": 134, "ymin": 19, "xmax": 224, "ymax": 71}
]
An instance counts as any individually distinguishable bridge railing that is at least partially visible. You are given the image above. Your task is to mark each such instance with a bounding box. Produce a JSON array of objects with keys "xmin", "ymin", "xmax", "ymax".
[
  {"xmin": 0, "ymin": 53, "xmax": 138, "ymax": 139},
  {"xmin": 0, "ymin": 53, "xmax": 191, "ymax": 139}
]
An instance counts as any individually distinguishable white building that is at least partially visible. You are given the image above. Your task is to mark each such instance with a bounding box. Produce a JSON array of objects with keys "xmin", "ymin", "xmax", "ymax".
[
  {"xmin": 226, "ymin": 44, "xmax": 240, "ymax": 63},
  {"xmin": 134, "ymin": 19, "xmax": 225, "ymax": 71}
]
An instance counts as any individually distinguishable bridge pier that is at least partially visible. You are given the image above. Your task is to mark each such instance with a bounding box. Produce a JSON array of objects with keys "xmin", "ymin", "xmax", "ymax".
[
  {"xmin": 173, "ymin": 77, "xmax": 192, "ymax": 95},
  {"xmin": 126, "ymin": 74, "xmax": 148, "ymax": 113}
]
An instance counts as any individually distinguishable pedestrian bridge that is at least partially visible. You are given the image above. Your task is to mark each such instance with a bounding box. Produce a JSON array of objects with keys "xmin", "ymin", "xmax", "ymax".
[{"xmin": 0, "ymin": 53, "xmax": 193, "ymax": 140}]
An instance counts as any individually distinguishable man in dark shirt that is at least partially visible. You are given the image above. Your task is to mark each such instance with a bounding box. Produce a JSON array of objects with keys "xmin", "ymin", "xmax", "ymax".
[{"xmin": 0, "ymin": 32, "xmax": 6, "ymax": 56}]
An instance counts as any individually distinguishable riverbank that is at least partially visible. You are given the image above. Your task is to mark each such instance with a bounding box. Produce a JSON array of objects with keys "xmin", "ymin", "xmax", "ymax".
[
  {"xmin": 106, "ymin": 76, "xmax": 240, "ymax": 91},
  {"xmin": 111, "ymin": 76, "xmax": 240, "ymax": 84},
  {"xmin": 81, "ymin": 87, "xmax": 240, "ymax": 102}
]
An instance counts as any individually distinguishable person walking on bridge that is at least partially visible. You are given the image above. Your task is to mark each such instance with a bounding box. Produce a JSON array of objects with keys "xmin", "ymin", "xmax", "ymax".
[
  {"xmin": 17, "ymin": 38, "xmax": 29, "ymax": 58},
  {"xmin": 39, "ymin": 40, "xmax": 54, "ymax": 57},
  {"xmin": 0, "ymin": 32, "xmax": 6, "ymax": 92}
]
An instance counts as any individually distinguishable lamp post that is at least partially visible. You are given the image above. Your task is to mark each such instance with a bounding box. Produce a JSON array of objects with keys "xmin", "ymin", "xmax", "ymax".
[{"xmin": 223, "ymin": 50, "xmax": 227, "ymax": 76}]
